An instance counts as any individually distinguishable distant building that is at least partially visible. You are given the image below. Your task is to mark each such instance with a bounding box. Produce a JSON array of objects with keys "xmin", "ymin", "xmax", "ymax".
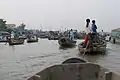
[{"xmin": 6, "ymin": 24, "xmax": 16, "ymax": 29}]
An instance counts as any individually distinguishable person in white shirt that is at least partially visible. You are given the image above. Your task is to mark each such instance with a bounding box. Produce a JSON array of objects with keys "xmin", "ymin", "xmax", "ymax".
[
  {"xmin": 86, "ymin": 22, "xmax": 92, "ymax": 34},
  {"xmin": 83, "ymin": 19, "xmax": 92, "ymax": 47},
  {"xmin": 11, "ymin": 31, "xmax": 15, "ymax": 39},
  {"xmin": 101, "ymin": 30, "xmax": 104, "ymax": 36}
]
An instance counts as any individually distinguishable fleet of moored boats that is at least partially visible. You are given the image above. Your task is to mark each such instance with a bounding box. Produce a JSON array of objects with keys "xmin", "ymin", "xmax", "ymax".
[{"xmin": 1, "ymin": 30, "xmax": 108, "ymax": 54}]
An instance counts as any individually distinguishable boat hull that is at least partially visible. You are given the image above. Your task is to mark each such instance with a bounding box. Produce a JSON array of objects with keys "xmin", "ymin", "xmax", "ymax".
[
  {"xmin": 0, "ymin": 40, "xmax": 7, "ymax": 42},
  {"xmin": 28, "ymin": 58, "xmax": 120, "ymax": 80},
  {"xmin": 59, "ymin": 43, "xmax": 76, "ymax": 47},
  {"xmin": 78, "ymin": 41, "xmax": 106, "ymax": 54},
  {"xmin": 8, "ymin": 39, "xmax": 24, "ymax": 45},
  {"xmin": 27, "ymin": 39, "xmax": 38, "ymax": 43}
]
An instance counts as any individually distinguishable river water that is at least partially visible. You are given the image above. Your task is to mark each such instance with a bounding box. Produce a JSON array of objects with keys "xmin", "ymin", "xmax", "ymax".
[{"xmin": 0, "ymin": 39, "xmax": 120, "ymax": 80}]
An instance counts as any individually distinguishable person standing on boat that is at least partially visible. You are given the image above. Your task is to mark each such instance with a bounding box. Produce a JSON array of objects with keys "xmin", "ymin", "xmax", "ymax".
[
  {"xmin": 101, "ymin": 30, "xmax": 104, "ymax": 36},
  {"xmin": 91, "ymin": 20, "xmax": 98, "ymax": 40},
  {"xmin": 5, "ymin": 35, "xmax": 10, "ymax": 45},
  {"xmin": 92, "ymin": 20, "xmax": 97, "ymax": 33},
  {"xmin": 83, "ymin": 19, "xmax": 92, "ymax": 47},
  {"xmin": 11, "ymin": 31, "xmax": 15, "ymax": 39},
  {"xmin": 101, "ymin": 30, "xmax": 105, "ymax": 40},
  {"xmin": 69, "ymin": 29, "xmax": 74, "ymax": 40}
]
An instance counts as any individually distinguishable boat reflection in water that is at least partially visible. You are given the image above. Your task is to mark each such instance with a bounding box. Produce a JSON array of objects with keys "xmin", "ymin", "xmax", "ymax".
[{"xmin": 59, "ymin": 45, "xmax": 76, "ymax": 50}]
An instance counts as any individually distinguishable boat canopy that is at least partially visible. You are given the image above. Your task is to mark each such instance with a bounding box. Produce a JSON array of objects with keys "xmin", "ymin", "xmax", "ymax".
[
  {"xmin": 112, "ymin": 28, "xmax": 120, "ymax": 32},
  {"xmin": 0, "ymin": 31, "xmax": 10, "ymax": 35},
  {"xmin": 111, "ymin": 28, "xmax": 120, "ymax": 37}
]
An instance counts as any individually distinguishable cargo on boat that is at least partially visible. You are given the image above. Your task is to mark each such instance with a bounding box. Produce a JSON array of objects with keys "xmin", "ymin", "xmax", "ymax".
[
  {"xmin": 48, "ymin": 31, "xmax": 60, "ymax": 40},
  {"xmin": 58, "ymin": 37, "xmax": 76, "ymax": 47},
  {"xmin": 78, "ymin": 33, "xmax": 107, "ymax": 54},
  {"xmin": 28, "ymin": 58, "xmax": 120, "ymax": 80}
]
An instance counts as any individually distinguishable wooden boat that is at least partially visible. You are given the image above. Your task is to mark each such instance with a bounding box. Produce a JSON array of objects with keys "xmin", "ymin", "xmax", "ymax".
[
  {"xmin": 28, "ymin": 58, "xmax": 120, "ymax": 80},
  {"xmin": 58, "ymin": 37, "xmax": 76, "ymax": 47},
  {"xmin": 48, "ymin": 31, "xmax": 59, "ymax": 40},
  {"xmin": 8, "ymin": 38, "xmax": 24, "ymax": 45},
  {"xmin": 78, "ymin": 40, "xmax": 106, "ymax": 54},
  {"xmin": 78, "ymin": 33, "xmax": 107, "ymax": 54},
  {"xmin": 39, "ymin": 31, "xmax": 48, "ymax": 38},
  {"xmin": 48, "ymin": 36, "xmax": 59, "ymax": 40},
  {"xmin": 27, "ymin": 36, "xmax": 38, "ymax": 43}
]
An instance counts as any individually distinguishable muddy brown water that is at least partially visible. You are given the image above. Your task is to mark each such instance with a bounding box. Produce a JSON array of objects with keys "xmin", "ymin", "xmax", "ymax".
[{"xmin": 0, "ymin": 39, "xmax": 120, "ymax": 80}]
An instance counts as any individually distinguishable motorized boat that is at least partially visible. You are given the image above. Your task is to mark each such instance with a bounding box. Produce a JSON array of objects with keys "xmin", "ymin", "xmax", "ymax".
[
  {"xmin": 58, "ymin": 37, "xmax": 76, "ymax": 47},
  {"xmin": 8, "ymin": 38, "xmax": 24, "ymax": 45},
  {"xmin": 27, "ymin": 35, "xmax": 38, "ymax": 43}
]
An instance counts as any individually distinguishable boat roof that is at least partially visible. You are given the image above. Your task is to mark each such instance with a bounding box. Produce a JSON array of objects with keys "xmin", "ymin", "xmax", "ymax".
[
  {"xmin": 0, "ymin": 31, "xmax": 10, "ymax": 34},
  {"xmin": 112, "ymin": 28, "xmax": 120, "ymax": 32}
]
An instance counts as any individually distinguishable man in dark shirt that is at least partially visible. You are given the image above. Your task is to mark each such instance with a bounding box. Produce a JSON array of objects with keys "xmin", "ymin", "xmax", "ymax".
[{"xmin": 92, "ymin": 20, "xmax": 97, "ymax": 33}]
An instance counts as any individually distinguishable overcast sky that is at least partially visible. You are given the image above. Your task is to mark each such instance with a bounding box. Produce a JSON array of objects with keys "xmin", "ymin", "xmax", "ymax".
[{"xmin": 0, "ymin": 0, "xmax": 120, "ymax": 31}]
